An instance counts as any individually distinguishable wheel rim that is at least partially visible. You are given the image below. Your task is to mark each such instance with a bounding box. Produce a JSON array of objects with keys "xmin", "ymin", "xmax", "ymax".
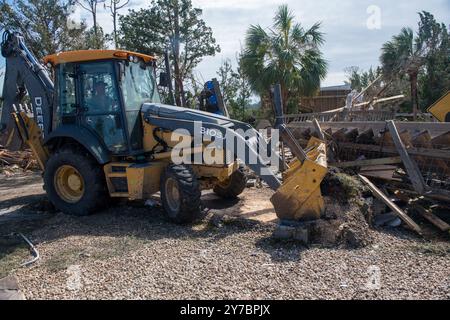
[
  {"xmin": 54, "ymin": 165, "xmax": 85, "ymax": 204},
  {"xmin": 165, "ymin": 177, "xmax": 181, "ymax": 213}
]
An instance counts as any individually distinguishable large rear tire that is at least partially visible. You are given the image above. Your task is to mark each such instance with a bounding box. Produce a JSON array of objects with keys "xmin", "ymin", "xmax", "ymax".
[
  {"xmin": 160, "ymin": 164, "xmax": 202, "ymax": 224},
  {"xmin": 213, "ymin": 165, "xmax": 248, "ymax": 199},
  {"xmin": 44, "ymin": 148, "xmax": 107, "ymax": 216}
]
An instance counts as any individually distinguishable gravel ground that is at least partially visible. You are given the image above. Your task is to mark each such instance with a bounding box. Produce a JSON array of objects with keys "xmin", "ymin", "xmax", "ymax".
[{"xmin": 0, "ymin": 173, "xmax": 449, "ymax": 300}]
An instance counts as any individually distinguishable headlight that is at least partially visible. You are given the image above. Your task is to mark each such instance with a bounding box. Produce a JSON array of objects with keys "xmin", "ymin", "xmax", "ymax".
[{"xmin": 129, "ymin": 55, "xmax": 139, "ymax": 63}]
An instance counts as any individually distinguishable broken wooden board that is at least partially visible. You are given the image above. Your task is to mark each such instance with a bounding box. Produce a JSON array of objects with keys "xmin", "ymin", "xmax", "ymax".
[
  {"xmin": 287, "ymin": 122, "xmax": 450, "ymax": 140},
  {"xmin": 377, "ymin": 130, "xmax": 413, "ymax": 148},
  {"xmin": 410, "ymin": 205, "xmax": 450, "ymax": 233},
  {"xmin": 313, "ymin": 118, "xmax": 326, "ymax": 141},
  {"xmin": 337, "ymin": 142, "xmax": 450, "ymax": 160},
  {"xmin": 431, "ymin": 131, "xmax": 450, "ymax": 148},
  {"xmin": 411, "ymin": 130, "xmax": 433, "ymax": 148},
  {"xmin": 387, "ymin": 121, "xmax": 427, "ymax": 194},
  {"xmin": 360, "ymin": 170, "xmax": 401, "ymax": 182},
  {"xmin": 330, "ymin": 157, "xmax": 402, "ymax": 168},
  {"xmin": 358, "ymin": 174, "xmax": 422, "ymax": 235},
  {"xmin": 355, "ymin": 165, "xmax": 400, "ymax": 182}
]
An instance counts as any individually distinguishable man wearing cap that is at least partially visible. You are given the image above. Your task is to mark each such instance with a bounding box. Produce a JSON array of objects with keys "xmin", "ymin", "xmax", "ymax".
[
  {"xmin": 86, "ymin": 81, "xmax": 124, "ymax": 150},
  {"xmin": 88, "ymin": 81, "xmax": 115, "ymax": 112}
]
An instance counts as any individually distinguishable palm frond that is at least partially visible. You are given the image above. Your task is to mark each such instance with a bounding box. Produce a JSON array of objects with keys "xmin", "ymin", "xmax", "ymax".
[
  {"xmin": 274, "ymin": 4, "xmax": 294, "ymax": 34},
  {"xmin": 240, "ymin": 4, "xmax": 328, "ymax": 104}
]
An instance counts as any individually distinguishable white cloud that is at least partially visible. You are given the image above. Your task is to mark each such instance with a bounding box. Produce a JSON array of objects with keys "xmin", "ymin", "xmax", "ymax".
[
  {"xmin": 322, "ymin": 72, "xmax": 348, "ymax": 87},
  {"xmin": 189, "ymin": 0, "xmax": 450, "ymax": 86},
  {"xmin": 3, "ymin": 0, "xmax": 448, "ymax": 89}
]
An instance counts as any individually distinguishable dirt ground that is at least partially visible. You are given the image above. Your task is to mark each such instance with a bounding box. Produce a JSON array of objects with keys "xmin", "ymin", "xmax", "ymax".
[{"xmin": 0, "ymin": 172, "xmax": 449, "ymax": 300}]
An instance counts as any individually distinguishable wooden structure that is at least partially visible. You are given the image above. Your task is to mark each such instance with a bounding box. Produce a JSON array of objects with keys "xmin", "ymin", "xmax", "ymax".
[
  {"xmin": 300, "ymin": 84, "xmax": 351, "ymax": 113},
  {"xmin": 289, "ymin": 120, "xmax": 450, "ymax": 201}
]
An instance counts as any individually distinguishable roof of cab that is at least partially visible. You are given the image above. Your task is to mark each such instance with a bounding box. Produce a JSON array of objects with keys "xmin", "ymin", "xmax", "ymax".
[{"xmin": 43, "ymin": 50, "xmax": 156, "ymax": 66}]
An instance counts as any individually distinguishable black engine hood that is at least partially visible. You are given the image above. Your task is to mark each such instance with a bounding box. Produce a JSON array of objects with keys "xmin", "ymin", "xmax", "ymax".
[{"xmin": 141, "ymin": 103, "xmax": 250, "ymax": 130}]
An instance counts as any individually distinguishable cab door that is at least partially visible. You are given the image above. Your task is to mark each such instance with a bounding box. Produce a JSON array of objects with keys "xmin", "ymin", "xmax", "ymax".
[{"xmin": 77, "ymin": 61, "xmax": 128, "ymax": 153}]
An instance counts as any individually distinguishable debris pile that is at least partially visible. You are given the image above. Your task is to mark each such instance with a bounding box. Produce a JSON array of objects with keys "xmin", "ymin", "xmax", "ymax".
[
  {"xmin": 304, "ymin": 170, "xmax": 373, "ymax": 248},
  {"xmin": 287, "ymin": 119, "xmax": 450, "ymax": 238},
  {"xmin": 0, "ymin": 147, "xmax": 39, "ymax": 174}
]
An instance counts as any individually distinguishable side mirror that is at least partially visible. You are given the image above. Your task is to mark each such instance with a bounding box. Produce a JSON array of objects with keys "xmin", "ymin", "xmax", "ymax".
[{"xmin": 159, "ymin": 72, "xmax": 169, "ymax": 87}]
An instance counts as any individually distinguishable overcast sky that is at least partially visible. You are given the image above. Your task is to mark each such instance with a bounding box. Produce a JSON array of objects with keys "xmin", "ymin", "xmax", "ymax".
[{"xmin": 1, "ymin": 0, "xmax": 449, "ymax": 89}]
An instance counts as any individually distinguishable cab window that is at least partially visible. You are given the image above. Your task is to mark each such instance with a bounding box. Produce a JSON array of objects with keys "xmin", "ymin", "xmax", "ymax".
[
  {"xmin": 56, "ymin": 63, "xmax": 77, "ymax": 126},
  {"xmin": 120, "ymin": 60, "xmax": 160, "ymax": 150},
  {"xmin": 79, "ymin": 62, "xmax": 127, "ymax": 153}
]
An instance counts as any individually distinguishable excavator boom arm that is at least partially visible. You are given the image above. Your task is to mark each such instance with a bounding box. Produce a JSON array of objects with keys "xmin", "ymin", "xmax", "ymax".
[{"xmin": 0, "ymin": 31, "xmax": 54, "ymax": 149}]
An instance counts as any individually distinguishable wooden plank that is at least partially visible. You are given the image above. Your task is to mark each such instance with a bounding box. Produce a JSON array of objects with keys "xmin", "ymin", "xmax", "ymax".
[
  {"xmin": 287, "ymin": 122, "xmax": 450, "ymax": 140},
  {"xmin": 411, "ymin": 205, "xmax": 450, "ymax": 232},
  {"xmin": 377, "ymin": 130, "xmax": 412, "ymax": 147},
  {"xmin": 295, "ymin": 135, "xmax": 450, "ymax": 160},
  {"xmin": 313, "ymin": 118, "xmax": 326, "ymax": 141},
  {"xmin": 358, "ymin": 174, "xmax": 422, "ymax": 235},
  {"xmin": 360, "ymin": 165, "xmax": 398, "ymax": 172},
  {"xmin": 387, "ymin": 121, "xmax": 427, "ymax": 194},
  {"xmin": 361, "ymin": 170, "xmax": 401, "ymax": 182},
  {"xmin": 353, "ymin": 94, "xmax": 405, "ymax": 107},
  {"xmin": 338, "ymin": 142, "xmax": 450, "ymax": 160},
  {"xmin": 330, "ymin": 157, "xmax": 402, "ymax": 168},
  {"xmin": 427, "ymin": 189, "xmax": 450, "ymax": 203},
  {"xmin": 431, "ymin": 131, "xmax": 450, "ymax": 148},
  {"xmin": 411, "ymin": 130, "xmax": 432, "ymax": 148}
]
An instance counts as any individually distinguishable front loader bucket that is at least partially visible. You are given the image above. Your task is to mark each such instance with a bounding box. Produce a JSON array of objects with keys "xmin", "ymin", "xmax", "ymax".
[{"xmin": 271, "ymin": 137, "xmax": 328, "ymax": 221}]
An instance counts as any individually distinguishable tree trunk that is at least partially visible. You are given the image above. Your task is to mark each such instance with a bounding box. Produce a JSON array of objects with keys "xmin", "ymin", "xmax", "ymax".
[
  {"xmin": 113, "ymin": 4, "xmax": 117, "ymax": 48},
  {"xmin": 409, "ymin": 72, "xmax": 419, "ymax": 121},
  {"xmin": 281, "ymin": 85, "xmax": 289, "ymax": 115},
  {"xmin": 172, "ymin": 1, "xmax": 184, "ymax": 107},
  {"xmin": 172, "ymin": 54, "xmax": 182, "ymax": 107},
  {"xmin": 93, "ymin": 11, "xmax": 98, "ymax": 48}
]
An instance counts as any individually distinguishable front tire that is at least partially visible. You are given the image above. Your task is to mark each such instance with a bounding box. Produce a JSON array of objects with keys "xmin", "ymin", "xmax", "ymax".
[
  {"xmin": 160, "ymin": 164, "xmax": 202, "ymax": 224},
  {"xmin": 44, "ymin": 148, "xmax": 107, "ymax": 216},
  {"xmin": 213, "ymin": 165, "xmax": 248, "ymax": 199}
]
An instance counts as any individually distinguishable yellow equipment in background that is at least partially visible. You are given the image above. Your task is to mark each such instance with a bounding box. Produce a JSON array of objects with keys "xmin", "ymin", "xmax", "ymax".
[{"xmin": 428, "ymin": 91, "xmax": 450, "ymax": 122}]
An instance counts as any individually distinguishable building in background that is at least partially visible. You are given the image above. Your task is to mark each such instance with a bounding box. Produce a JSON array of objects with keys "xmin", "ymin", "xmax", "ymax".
[{"xmin": 300, "ymin": 84, "xmax": 352, "ymax": 113}]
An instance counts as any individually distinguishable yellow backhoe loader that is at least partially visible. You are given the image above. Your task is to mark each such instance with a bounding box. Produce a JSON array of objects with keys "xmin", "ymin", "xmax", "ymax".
[{"xmin": 0, "ymin": 30, "xmax": 327, "ymax": 224}]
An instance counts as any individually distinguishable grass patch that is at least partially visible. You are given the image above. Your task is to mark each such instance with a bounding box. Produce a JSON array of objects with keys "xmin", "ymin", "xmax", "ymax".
[
  {"xmin": 322, "ymin": 172, "xmax": 366, "ymax": 204},
  {"xmin": 90, "ymin": 236, "xmax": 146, "ymax": 261},
  {"xmin": 43, "ymin": 236, "xmax": 148, "ymax": 272},
  {"xmin": 0, "ymin": 236, "xmax": 30, "ymax": 278},
  {"xmin": 44, "ymin": 247, "xmax": 83, "ymax": 273}
]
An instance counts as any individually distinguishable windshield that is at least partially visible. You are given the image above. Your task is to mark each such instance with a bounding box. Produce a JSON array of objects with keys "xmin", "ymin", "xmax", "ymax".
[
  {"xmin": 121, "ymin": 59, "xmax": 160, "ymax": 151},
  {"xmin": 122, "ymin": 60, "xmax": 160, "ymax": 110}
]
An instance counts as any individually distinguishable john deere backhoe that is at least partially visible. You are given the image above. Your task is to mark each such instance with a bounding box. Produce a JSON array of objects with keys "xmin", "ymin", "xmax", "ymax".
[{"xmin": 0, "ymin": 30, "xmax": 327, "ymax": 224}]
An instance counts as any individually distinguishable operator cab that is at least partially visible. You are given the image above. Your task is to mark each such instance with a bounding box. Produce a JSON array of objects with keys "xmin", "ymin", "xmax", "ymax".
[{"xmin": 44, "ymin": 50, "xmax": 160, "ymax": 154}]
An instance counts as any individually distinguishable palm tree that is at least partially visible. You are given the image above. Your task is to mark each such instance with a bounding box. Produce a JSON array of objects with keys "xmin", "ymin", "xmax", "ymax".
[
  {"xmin": 241, "ymin": 5, "xmax": 327, "ymax": 114},
  {"xmin": 381, "ymin": 27, "xmax": 426, "ymax": 120}
]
